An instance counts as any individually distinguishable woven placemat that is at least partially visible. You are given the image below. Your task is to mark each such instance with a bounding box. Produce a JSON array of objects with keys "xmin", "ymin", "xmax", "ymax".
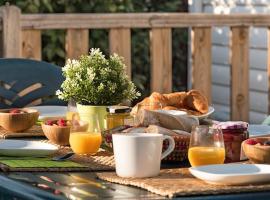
[
  {"xmin": 97, "ymin": 168, "xmax": 270, "ymax": 198},
  {"xmin": 0, "ymin": 125, "xmax": 44, "ymax": 138},
  {"xmin": 0, "ymin": 140, "xmax": 115, "ymax": 172}
]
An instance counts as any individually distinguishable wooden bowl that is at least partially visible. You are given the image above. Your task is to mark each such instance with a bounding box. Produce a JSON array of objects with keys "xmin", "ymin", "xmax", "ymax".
[
  {"xmin": 42, "ymin": 120, "xmax": 88, "ymax": 146},
  {"xmin": 42, "ymin": 123, "xmax": 71, "ymax": 146},
  {"xmin": 0, "ymin": 108, "xmax": 39, "ymax": 132},
  {"xmin": 242, "ymin": 137, "xmax": 270, "ymax": 164}
]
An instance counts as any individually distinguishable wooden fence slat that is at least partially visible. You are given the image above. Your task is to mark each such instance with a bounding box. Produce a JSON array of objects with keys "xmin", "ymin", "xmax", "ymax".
[
  {"xmin": 20, "ymin": 13, "xmax": 270, "ymax": 30},
  {"xmin": 22, "ymin": 30, "xmax": 41, "ymax": 60},
  {"xmin": 230, "ymin": 27, "xmax": 249, "ymax": 121},
  {"xmin": 65, "ymin": 29, "xmax": 89, "ymax": 59},
  {"xmin": 150, "ymin": 28, "xmax": 172, "ymax": 93},
  {"xmin": 191, "ymin": 27, "xmax": 212, "ymax": 104},
  {"xmin": 109, "ymin": 28, "xmax": 131, "ymax": 78},
  {"xmin": 0, "ymin": 5, "xmax": 21, "ymax": 57},
  {"xmin": 268, "ymin": 28, "xmax": 270, "ymax": 114}
]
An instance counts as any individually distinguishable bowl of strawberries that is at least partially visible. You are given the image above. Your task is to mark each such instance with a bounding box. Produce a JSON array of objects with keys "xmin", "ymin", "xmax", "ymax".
[
  {"xmin": 0, "ymin": 108, "xmax": 39, "ymax": 132},
  {"xmin": 243, "ymin": 137, "xmax": 270, "ymax": 164},
  {"xmin": 42, "ymin": 118, "xmax": 88, "ymax": 146}
]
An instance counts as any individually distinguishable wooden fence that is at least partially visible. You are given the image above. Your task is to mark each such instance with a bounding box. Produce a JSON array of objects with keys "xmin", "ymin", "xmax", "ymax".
[{"xmin": 1, "ymin": 5, "xmax": 270, "ymax": 121}]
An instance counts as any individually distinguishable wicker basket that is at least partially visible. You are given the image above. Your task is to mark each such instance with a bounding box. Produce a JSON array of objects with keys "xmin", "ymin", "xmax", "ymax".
[
  {"xmin": 102, "ymin": 128, "xmax": 190, "ymax": 163},
  {"xmin": 162, "ymin": 135, "xmax": 190, "ymax": 162}
]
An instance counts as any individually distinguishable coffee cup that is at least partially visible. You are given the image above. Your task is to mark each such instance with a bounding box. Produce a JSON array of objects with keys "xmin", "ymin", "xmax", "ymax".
[{"xmin": 112, "ymin": 133, "xmax": 175, "ymax": 178}]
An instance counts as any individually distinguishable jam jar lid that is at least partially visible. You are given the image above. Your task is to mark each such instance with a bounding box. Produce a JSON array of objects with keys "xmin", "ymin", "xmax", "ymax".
[
  {"xmin": 213, "ymin": 121, "xmax": 249, "ymax": 130},
  {"xmin": 106, "ymin": 106, "xmax": 131, "ymax": 114}
]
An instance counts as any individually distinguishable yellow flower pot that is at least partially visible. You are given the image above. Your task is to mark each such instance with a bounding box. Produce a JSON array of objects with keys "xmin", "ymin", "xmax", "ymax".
[{"xmin": 76, "ymin": 104, "xmax": 107, "ymax": 131}]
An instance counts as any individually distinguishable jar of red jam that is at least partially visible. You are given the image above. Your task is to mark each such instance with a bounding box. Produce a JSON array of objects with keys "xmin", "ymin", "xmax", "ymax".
[{"xmin": 214, "ymin": 121, "xmax": 249, "ymax": 163}]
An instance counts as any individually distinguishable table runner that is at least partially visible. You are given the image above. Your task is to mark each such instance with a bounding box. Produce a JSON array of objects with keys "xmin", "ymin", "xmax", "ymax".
[
  {"xmin": 97, "ymin": 168, "xmax": 270, "ymax": 198},
  {"xmin": 0, "ymin": 125, "xmax": 44, "ymax": 138},
  {"xmin": 0, "ymin": 157, "xmax": 84, "ymax": 168},
  {"xmin": 0, "ymin": 143, "xmax": 115, "ymax": 172}
]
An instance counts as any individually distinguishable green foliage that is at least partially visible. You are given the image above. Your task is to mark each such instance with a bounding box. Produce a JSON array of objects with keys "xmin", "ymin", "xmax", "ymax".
[
  {"xmin": 0, "ymin": 0, "xmax": 188, "ymax": 102},
  {"xmin": 57, "ymin": 49, "xmax": 140, "ymax": 105}
]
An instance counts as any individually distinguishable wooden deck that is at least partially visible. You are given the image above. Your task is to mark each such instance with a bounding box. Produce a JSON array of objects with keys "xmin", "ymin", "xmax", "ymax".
[{"xmin": 1, "ymin": 5, "xmax": 270, "ymax": 121}]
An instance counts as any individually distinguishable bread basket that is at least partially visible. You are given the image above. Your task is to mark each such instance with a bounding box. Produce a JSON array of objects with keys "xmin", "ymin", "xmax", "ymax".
[
  {"xmin": 102, "ymin": 126, "xmax": 190, "ymax": 162},
  {"xmin": 162, "ymin": 134, "xmax": 190, "ymax": 162}
]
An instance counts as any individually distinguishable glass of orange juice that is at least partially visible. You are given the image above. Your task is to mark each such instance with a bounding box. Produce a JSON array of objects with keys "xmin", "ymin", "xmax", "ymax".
[
  {"xmin": 69, "ymin": 114, "xmax": 102, "ymax": 155},
  {"xmin": 188, "ymin": 125, "xmax": 225, "ymax": 167}
]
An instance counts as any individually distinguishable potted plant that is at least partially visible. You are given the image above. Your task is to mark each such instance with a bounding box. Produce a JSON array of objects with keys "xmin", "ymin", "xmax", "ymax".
[{"xmin": 56, "ymin": 48, "xmax": 140, "ymax": 130}]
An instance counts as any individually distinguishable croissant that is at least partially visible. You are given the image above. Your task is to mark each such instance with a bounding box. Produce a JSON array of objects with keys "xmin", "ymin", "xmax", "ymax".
[
  {"xmin": 164, "ymin": 92, "xmax": 187, "ymax": 107},
  {"xmin": 163, "ymin": 106, "xmax": 179, "ymax": 110},
  {"xmin": 149, "ymin": 92, "xmax": 168, "ymax": 107},
  {"xmin": 183, "ymin": 90, "xmax": 209, "ymax": 114},
  {"xmin": 132, "ymin": 89, "xmax": 209, "ymax": 115},
  {"xmin": 131, "ymin": 92, "xmax": 168, "ymax": 114}
]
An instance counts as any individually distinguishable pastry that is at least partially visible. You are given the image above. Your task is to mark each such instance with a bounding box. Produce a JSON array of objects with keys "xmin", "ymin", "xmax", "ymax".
[
  {"xmin": 148, "ymin": 92, "xmax": 168, "ymax": 107},
  {"xmin": 183, "ymin": 90, "xmax": 209, "ymax": 114},
  {"xmin": 132, "ymin": 90, "xmax": 209, "ymax": 115},
  {"xmin": 163, "ymin": 106, "xmax": 179, "ymax": 110},
  {"xmin": 164, "ymin": 92, "xmax": 187, "ymax": 107},
  {"xmin": 131, "ymin": 92, "xmax": 168, "ymax": 115}
]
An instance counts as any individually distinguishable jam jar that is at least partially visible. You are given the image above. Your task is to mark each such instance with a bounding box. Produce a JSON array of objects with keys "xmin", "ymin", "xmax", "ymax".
[
  {"xmin": 214, "ymin": 121, "xmax": 249, "ymax": 163},
  {"xmin": 106, "ymin": 106, "xmax": 133, "ymax": 130}
]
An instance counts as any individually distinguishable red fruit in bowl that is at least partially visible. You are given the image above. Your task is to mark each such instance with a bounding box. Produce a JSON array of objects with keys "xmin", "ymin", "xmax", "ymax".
[
  {"xmin": 45, "ymin": 120, "xmax": 53, "ymax": 126},
  {"xmin": 10, "ymin": 109, "xmax": 21, "ymax": 114},
  {"xmin": 246, "ymin": 139, "xmax": 258, "ymax": 145},
  {"xmin": 57, "ymin": 119, "xmax": 66, "ymax": 127}
]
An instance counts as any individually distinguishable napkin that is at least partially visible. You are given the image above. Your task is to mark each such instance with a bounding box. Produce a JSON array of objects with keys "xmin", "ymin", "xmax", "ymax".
[
  {"xmin": 0, "ymin": 157, "xmax": 85, "ymax": 168},
  {"xmin": 135, "ymin": 109, "xmax": 199, "ymax": 132}
]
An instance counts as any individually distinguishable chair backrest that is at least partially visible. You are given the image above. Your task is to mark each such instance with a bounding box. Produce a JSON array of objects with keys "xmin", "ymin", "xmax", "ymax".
[{"xmin": 0, "ymin": 58, "xmax": 66, "ymax": 108}]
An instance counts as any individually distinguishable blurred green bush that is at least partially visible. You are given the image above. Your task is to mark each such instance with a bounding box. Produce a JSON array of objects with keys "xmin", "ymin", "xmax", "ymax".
[{"xmin": 0, "ymin": 0, "xmax": 188, "ymax": 101}]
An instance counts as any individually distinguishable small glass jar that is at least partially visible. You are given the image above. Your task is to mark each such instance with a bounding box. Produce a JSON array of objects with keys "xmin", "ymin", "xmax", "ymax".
[
  {"xmin": 106, "ymin": 106, "xmax": 133, "ymax": 130},
  {"xmin": 214, "ymin": 121, "xmax": 249, "ymax": 163}
]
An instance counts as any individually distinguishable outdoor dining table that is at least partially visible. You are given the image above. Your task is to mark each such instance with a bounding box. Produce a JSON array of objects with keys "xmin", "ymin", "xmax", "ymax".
[
  {"xmin": 0, "ymin": 106, "xmax": 269, "ymax": 200},
  {"xmin": 1, "ymin": 167, "xmax": 270, "ymax": 200}
]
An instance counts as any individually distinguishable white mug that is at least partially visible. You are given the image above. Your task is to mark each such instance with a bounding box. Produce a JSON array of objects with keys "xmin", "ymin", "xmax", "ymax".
[{"xmin": 112, "ymin": 133, "xmax": 175, "ymax": 178}]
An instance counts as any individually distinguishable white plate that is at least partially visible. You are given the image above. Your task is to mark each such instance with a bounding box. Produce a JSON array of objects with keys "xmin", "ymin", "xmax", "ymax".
[
  {"xmin": 195, "ymin": 106, "xmax": 215, "ymax": 120},
  {"xmin": 156, "ymin": 106, "xmax": 214, "ymax": 120},
  {"xmin": 0, "ymin": 140, "xmax": 58, "ymax": 157},
  {"xmin": 28, "ymin": 106, "xmax": 67, "ymax": 120},
  {"xmin": 248, "ymin": 124, "xmax": 270, "ymax": 137},
  {"xmin": 155, "ymin": 110, "xmax": 188, "ymax": 116},
  {"xmin": 189, "ymin": 164, "xmax": 270, "ymax": 185}
]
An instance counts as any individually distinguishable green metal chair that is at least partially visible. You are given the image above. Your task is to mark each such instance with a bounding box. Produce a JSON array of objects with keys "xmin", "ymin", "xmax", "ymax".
[{"xmin": 0, "ymin": 58, "xmax": 66, "ymax": 108}]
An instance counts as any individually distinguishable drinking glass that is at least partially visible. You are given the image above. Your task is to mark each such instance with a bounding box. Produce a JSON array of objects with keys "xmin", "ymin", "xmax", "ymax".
[
  {"xmin": 66, "ymin": 99, "xmax": 79, "ymax": 121},
  {"xmin": 69, "ymin": 114, "xmax": 102, "ymax": 155},
  {"xmin": 188, "ymin": 125, "xmax": 225, "ymax": 167}
]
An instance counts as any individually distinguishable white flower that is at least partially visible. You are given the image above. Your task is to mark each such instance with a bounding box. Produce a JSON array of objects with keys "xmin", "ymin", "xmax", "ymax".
[
  {"xmin": 87, "ymin": 68, "xmax": 95, "ymax": 82},
  {"xmin": 55, "ymin": 90, "xmax": 62, "ymax": 96}
]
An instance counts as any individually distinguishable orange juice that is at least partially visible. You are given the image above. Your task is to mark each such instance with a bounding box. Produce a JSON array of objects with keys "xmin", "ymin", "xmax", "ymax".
[
  {"xmin": 69, "ymin": 132, "xmax": 102, "ymax": 155},
  {"xmin": 66, "ymin": 111, "xmax": 80, "ymax": 121},
  {"xmin": 188, "ymin": 146, "xmax": 225, "ymax": 167}
]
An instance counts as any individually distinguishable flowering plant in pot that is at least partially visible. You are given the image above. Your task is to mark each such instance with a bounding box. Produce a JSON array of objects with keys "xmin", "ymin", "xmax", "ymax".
[{"xmin": 57, "ymin": 48, "xmax": 140, "ymax": 130}]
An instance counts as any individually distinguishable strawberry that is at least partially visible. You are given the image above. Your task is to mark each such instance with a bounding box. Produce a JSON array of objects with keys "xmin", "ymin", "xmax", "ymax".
[
  {"xmin": 245, "ymin": 139, "xmax": 258, "ymax": 145},
  {"xmin": 45, "ymin": 120, "xmax": 53, "ymax": 126},
  {"xmin": 10, "ymin": 109, "xmax": 21, "ymax": 114},
  {"xmin": 57, "ymin": 119, "xmax": 66, "ymax": 127}
]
